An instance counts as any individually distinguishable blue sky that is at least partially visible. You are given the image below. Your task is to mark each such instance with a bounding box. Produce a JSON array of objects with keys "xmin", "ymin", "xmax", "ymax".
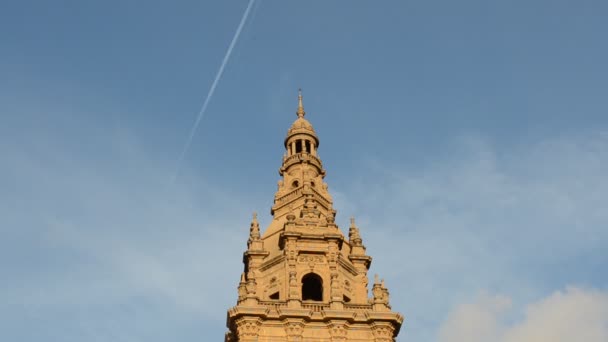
[{"xmin": 1, "ymin": 1, "xmax": 607, "ymax": 341}]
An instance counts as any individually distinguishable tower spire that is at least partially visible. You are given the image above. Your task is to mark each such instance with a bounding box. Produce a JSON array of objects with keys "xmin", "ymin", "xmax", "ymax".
[
  {"xmin": 297, "ymin": 88, "xmax": 306, "ymax": 118},
  {"xmin": 226, "ymin": 91, "xmax": 403, "ymax": 341}
]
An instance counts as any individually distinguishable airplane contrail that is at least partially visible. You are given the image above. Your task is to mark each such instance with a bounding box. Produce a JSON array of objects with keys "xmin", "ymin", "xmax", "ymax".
[{"xmin": 173, "ymin": 0, "xmax": 257, "ymax": 182}]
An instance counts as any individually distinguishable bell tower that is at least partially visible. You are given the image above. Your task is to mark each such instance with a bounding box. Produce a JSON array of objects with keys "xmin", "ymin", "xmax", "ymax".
[{"xmin": 225, "ymin": 91, "xmax": 403, "ymax": 342}]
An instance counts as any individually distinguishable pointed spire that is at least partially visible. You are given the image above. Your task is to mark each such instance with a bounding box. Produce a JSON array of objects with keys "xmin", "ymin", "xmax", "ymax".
[
  {"xmin": 237, "ymin": 272, "xmax": 247, "ymax": 301},
  {"xmin": 296, "ymin": 88, "xmax": 306, "ymax": 118},
  {"xmin": 249, "ymin": 212, "xmax": 260, "ymax": 241},
  {"xmin": 349, "ymin": 216, "xmax": 362, "ymax": 246}
]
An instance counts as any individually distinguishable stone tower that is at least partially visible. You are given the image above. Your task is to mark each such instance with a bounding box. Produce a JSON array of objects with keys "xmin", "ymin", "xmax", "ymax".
[{"xmin": 225, "ymin": 91, "xmax": 403, "ymax": 341}]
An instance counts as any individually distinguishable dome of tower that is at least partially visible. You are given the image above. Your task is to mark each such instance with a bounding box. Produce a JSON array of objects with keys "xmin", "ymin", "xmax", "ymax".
[
  {"xmin": 284, "ymin": 89, "xmax": 319, "ymax": 146},
  {"xmin": 286, "ymin": 117, "xmax": 317, "ymax": 139}
]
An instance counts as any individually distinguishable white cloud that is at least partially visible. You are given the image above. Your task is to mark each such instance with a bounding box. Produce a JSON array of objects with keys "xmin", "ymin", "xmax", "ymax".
[{"xmin": 438, "ymin": 287, "xmax": 608, "ymax": 342}]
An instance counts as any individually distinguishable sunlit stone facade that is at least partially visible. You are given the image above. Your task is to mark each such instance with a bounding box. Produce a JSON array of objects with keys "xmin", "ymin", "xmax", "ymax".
[{"xmin": 225, "ymin": 91, "xmax": 403, "ymax": 341}]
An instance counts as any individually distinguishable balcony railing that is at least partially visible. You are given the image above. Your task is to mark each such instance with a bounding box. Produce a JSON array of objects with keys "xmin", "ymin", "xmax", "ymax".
[
  {"xmin": 302, "ymin": 301, "xmax": 330, "ymax": 312},
  {"xmin": 257, "ymin": 300, "xmax": 373, "ymax": 313},
  {"xmin": 274, "ymin": 187, "xmax": 303, "ymax": 207}
]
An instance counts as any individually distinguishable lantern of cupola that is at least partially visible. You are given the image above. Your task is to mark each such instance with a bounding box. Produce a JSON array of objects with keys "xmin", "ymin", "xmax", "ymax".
[{"xmin": 284, "ymin": 89, "xmax": 319, "ymax": 158}]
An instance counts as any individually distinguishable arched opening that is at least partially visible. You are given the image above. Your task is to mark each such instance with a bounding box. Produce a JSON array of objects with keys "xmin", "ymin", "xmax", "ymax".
[
  {"xmin": 305, "ymin": 140, "xmax": 311, "ymax": 153},
  {"xmin": 302, "ymin": 273, "xmax": 323, "ymax": 301},
  {"xmin": 295, "ymin": 140, "xmax": 303, "ymax": 153}
]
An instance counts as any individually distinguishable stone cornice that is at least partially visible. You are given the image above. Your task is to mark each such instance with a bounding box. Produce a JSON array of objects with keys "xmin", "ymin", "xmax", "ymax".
[
  {"xmin": 338, "ymin": 256, "xmax": 360, "ymax": 276},
  {"xmin": 258, "ymin": 254, "xmax": 284, "ymax": 272},
  {"xmin": 227, "ymin": 301, "xmax": 403, "ymax": 330}
]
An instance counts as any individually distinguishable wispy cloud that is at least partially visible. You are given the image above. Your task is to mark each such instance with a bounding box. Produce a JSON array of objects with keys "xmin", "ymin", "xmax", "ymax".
[
  {"xmin": 2, "ymin": 92, "xmax": 606, "ymax": 342},
  {"xmin": 331, "ymin": 132, "xmax": 608, "ymax": 341},
  {"xmin": 0, "ymin": 108, "xmax": 256, "ymax": 341}
]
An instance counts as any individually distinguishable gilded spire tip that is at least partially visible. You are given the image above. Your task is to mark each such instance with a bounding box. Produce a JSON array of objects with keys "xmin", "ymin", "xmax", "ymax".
[{"xmin": 297, "ymin": 88, "xmax": 305, "ymax": 118}]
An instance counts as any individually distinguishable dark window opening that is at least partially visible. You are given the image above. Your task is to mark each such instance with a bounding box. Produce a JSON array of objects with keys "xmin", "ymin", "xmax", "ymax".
[
  {"xmin": 292, "ymin": 180, "xmax": 299, "ymax": 188},
  {"xmin": 269, "ymin": 292, "xmax": 279, "ymax": 300},
  {"xmin": 305, "ymin": 140, "xmax": 311, "ymax": 153},
  {"xmin": 296, "ymin": 141, "xmax": 302, "ymax": 153},
  {"xmin": 302, "ymin": 273, "xmax": 323, "ymax": 301},
  {"xmin": 343, "ymin": 295, "xmax": 351, "ymax": 303}
]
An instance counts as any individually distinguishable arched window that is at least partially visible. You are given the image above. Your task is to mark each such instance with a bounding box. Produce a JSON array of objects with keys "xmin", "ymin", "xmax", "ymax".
[{"xmin": 302, "ymin": 273, "xmax": 323, "ymax": 301}]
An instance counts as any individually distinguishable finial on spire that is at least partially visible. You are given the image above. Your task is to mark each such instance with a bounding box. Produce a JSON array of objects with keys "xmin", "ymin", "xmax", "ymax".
[
  {"xmin": 297, "ymin": 88, "xmax": 306, "ymax": 118},
  {"xmin": 349, "ymin": 216, "xmax": 363, "ymax": 247},
  {"xmin": 249, "ymin": 212, "xmax": 260, "ymax": 241}
]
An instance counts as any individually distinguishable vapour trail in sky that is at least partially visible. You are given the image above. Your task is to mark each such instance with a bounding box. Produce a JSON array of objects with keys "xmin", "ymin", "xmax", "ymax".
[{"xmin": 172, "ymin": 0, "xmax": 256, "ymax": 182}]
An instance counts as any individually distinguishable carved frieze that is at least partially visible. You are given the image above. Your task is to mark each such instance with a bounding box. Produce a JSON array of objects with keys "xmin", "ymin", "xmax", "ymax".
[{"xmin": 297, "ymin": 254, "xmax": 326, "ymax": 264}]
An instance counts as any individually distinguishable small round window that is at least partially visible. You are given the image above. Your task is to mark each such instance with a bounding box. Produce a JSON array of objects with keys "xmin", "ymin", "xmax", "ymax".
[{"xmin": 292, "ymin": 180, "xmax": 299, "ymax": 188}]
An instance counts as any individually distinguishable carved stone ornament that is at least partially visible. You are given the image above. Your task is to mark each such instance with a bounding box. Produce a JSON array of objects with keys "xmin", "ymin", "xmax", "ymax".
[
  {"xmin": 372, "ymin": 282, "xmax": 384, "ymax": 303},
  {"xmin": 329, "ymin": 322, "xmax": 348, "ymax": 341},
  {"xmin": 298, "ymin": 254, "xmax": 325, "ymax": 264},
  {"xmin": 246, "ymin": 278, "xmax": 257, "ymax": 295},
  {"xmin": 289, "ymin": 271, "xmax": 297, "ymax": 286},
  {"xmin": 284, "ymin": 321, "xmax": 304, "ymax": 338},
  {"xmin": 235, "ymin": 319, "xmax": 261, "ymax": 339},
  {"xmin": 371, "ymin": 324, "xmax": 394, "ymax": 342},
  {"xmin": 331, "ymin": 272, "xmax": 340, "ymax": 290}
]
